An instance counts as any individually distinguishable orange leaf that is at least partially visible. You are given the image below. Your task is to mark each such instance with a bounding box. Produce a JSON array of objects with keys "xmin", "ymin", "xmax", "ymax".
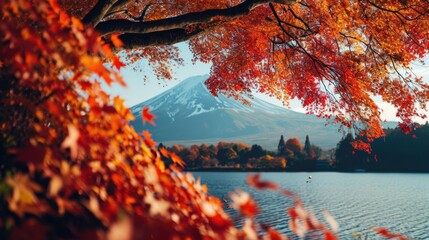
[
  {"xmin": 49, "ymin": 0, "xmax": 61, "ymax": 13},
  {"xmin": 111, "ymin": 34, "xmax": 124, "ymax": 48},
  {"xmin": 170, "ymin": 152, "xmax": 185, "ymax": 167},
  {"xmin": 71, "ymin": 17, "xmax": 84, "ymax": 30},
  {"xmin": 142, "ymin": 130, "xmax": 156, "ymax": 149},
  {"xmin": 49, "ymin": 175, "xmax": 63, "ymax": 197}
]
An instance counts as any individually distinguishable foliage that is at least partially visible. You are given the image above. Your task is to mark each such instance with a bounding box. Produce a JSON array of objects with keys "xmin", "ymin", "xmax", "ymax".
[
  {"xmin": 167, "ymin": 142, "xmax": 282, "ymax": 169},
  {"xmin": 310, "ymin": 144, "xmax": 323, "ymax": 160},
  {"xmin": 1, "ymin": 1, "xmax": 238, "ymax": 239},
  {"xmin": 0, "ymin": 0, "xmax": 422, "ymax": 238},
  {"xmin": 335, "ymin": 124, "xmax": 429, "ymax": 172},
  {"xmin": 66, "ymin": 0, "xmax": 429, "ymax": 146},
  {"xmin": 250, "ymin": 144, "xmax": 267, "ymax": 159},
  {"xmin": 249, "ymin": 155, "xmax": 287, "ymax": 169},
  {"xmin": 217, "ymin": 148, "xmax": 239, "ymax": 166},
  {"xmin": 166, "ymin": 139, "xmax": 329, "ymax": 170},
  {"xmin": 55, "ymin": 0, "xmax": 429, "ymax": 148},
  {"xmin": 285, "ymin": 138, "xmax": 303, "ymax": 154}
]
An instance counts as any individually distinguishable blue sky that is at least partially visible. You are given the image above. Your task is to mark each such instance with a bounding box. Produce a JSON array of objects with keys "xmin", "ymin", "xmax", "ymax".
[{"xmin": 105, "ymin": 42, "xmax": 429, "ymax": 123}]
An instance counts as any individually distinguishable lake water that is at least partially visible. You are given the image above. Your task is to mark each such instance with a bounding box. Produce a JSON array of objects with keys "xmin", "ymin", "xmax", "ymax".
[{"xmin": 192, "ymin": 172, "xmax": 429, "ymax": 239}]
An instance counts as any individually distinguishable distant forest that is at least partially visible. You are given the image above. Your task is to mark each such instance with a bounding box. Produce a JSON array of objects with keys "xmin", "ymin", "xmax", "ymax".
[
  {"xmin": 159, "ymin": 123, "xmax": 429, "ymax": 172},
  {"xmin": 335, "ymin": 123, "xmax": 429, "ymax": 172},
  {"xmin": 159, "ymin": 135, "xmax": 328, "ymax": 171}
]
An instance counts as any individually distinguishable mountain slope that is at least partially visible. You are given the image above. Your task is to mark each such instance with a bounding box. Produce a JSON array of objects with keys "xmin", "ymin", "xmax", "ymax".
[{"xmin": 130, "ymin": 75, "xmax": 388, "ymax": 149}]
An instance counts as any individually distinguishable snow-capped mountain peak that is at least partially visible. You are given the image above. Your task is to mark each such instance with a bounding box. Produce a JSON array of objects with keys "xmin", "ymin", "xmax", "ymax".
[
  {"xmin": 129, "ymin": 75, "xmax": 396, "ymax": 149},
  {"xmin": 131, "ymin": 75, "xmax": 289, "ymax": 121}
]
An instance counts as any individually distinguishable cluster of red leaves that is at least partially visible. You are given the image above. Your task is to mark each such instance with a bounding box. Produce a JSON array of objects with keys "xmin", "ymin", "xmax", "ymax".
[
  {"xmin": 189, "ymin": 0, "xmax": 429, "ymax": 152},
  {"xmin": 0, "ymin": 1, "xmax": 236, "ymax": 239},
  {"xmin": 373, "ymin": 227, "xmax": 408, "ymax": 240}
]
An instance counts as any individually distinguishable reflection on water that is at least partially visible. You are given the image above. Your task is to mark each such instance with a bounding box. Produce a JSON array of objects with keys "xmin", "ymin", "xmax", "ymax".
[{"xmin": 192, "ymin": 172, "xmax": 429, "ymax": 239}]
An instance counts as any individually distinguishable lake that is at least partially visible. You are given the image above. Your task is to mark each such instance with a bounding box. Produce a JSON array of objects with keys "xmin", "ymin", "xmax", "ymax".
[{"xmin": 192, "ymin": 172, "xmax": 429, "ymax": 239}]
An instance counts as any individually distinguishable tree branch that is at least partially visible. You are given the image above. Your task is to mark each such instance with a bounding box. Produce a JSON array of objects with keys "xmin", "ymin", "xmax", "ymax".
[
  {"xmin": 107, "ymin": 0, "xmax": 134, "ymax": 14},
  {"xmin": 83, "ymin": 0, "xmax": 120, "ymax": 26},
  {"xmin": 95, "ymin": 0, "xmax": 296, "ymax": 35},
  {"xmin": 117, "ymin": 28, "xmax": 205, "ymax": 49}
]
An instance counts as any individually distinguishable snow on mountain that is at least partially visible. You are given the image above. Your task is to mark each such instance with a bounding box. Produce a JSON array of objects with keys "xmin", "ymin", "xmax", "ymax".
[
  {"xmin": 130, "ymin": 75, "xmax": 344, "ymax": 149},
  {"xmin": 131, "ymin": 75, "xmax": 293, "ymax": 121}
]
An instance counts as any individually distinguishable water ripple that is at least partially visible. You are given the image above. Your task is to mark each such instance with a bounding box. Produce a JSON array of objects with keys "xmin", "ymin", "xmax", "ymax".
[{"xmin": 193, "ymin": 172, "xmax": 429, "ymax": 239}]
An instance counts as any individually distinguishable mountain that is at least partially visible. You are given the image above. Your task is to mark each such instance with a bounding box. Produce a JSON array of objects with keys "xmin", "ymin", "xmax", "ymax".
[{"xmin": 130, "ymin": 75, "xmax": 391, "ymax": 150}]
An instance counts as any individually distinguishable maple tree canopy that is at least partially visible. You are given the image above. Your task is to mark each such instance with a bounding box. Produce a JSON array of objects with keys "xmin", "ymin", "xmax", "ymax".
[{"xmin": 63, "ymin": 0, "xmax": 429, "ymax": 144}]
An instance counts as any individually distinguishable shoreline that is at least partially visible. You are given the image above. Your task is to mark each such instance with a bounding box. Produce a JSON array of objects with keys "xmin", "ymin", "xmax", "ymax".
[{"xmin": 188, "ymin": 168, "xmax": 429, "ymax": 173}]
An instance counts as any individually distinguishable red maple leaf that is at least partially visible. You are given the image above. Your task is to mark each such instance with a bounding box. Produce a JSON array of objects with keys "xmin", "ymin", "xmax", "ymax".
[
  {"xmin": 374, "ymin": 227, "xmax": 408, "ymax": 240},
  {"xmin": 246, "ymin": 174, "xmax": 278, "ymax": 191},
  {"xmin": 142, "ymin": 107, "xmax": 155, "ymax": 126}
]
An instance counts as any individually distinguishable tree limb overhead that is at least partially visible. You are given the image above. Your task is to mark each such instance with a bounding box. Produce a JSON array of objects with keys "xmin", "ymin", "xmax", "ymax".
[
  {"xmin": 94, "ymin": 0, "xmax": 296, "ymax": 36},
  {"xmin": 83, "ymin": 0, "xmax": 120, "ymax": 26},
  {"xmin": 117, "ymin": 28, "xmax": 205, "ymax": 49}
]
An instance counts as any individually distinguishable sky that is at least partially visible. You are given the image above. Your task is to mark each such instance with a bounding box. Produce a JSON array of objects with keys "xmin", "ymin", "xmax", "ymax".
[{"xmin": 105, "ymin": 42, "xmax": 429, "ymax": 123}]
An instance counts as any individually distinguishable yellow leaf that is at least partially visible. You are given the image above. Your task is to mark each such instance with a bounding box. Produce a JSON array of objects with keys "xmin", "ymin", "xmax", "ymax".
[{"xmin": 49, "ymin": 175, "xmax": 63, "ymax": 197}]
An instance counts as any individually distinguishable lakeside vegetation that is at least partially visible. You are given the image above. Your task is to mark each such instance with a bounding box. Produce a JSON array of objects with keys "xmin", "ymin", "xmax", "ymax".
[
  {"xmin": 160, "ymin": 124, "xmax": 429, "ymax": 172},
  {"xmin": 160, "ymin": 135, "xmax": 330, "ymax": 171},
  {"xmin": 335, "ymin": 123, "xmax": 429, "ymax": 172}
]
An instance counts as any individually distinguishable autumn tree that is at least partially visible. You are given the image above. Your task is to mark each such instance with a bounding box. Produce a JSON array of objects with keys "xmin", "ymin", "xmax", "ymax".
[
  {"xmin": 285, "ymin": 138, "xmax": 303, "ymax": 154},
  {"xmin": 184, "ymin": 144, "xmax": 200, "ymax": 168},
  {"xmin": 255, "ymin": 155, "xmax": 287, "ymax": 169},
  {"xmin": 1, "ymin": 1, "xmax": 244, "ymax": 239},
  {"xmin": 217, "ymin": 147, "xmax": 239, "ymax": 166},
  {"xmin": 57, "ymin": 0, "xmax": 429, "ymax": 147}
]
